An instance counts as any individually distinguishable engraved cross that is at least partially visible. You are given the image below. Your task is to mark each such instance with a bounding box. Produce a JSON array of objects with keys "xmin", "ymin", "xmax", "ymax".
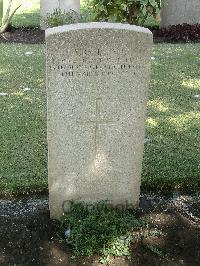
[{"xmin": 78, "ymin": 98, "xmax": 115, "ymax": 153}]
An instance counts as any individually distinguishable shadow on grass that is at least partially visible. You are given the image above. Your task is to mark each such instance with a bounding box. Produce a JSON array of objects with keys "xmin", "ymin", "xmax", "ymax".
[{"xmin": 142, "ymin": 44, "xmax": 200, "ymax": 191}]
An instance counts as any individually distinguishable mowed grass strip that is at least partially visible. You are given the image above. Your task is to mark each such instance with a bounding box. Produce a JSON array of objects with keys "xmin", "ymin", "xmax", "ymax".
[
  {"xmin": 0, "ymin": 43, "xmax": 47, "ymax": 194},
  {"xmin": 0, "ymin": 43, "xmax": 199, "ymax": 195},
  {"xmin": 143, "ymin": 43, "xmax": 200, "ymax": 190}
]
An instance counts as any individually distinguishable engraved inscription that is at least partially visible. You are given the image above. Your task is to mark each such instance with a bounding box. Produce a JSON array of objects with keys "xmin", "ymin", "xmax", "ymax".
[{"xmin": 49, "ymin": 48, "xmax": 141, "ymax": 78}]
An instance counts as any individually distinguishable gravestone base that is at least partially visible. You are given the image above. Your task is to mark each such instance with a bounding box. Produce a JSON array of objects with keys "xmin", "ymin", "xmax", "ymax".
[{"xmin": 62, "ymin": 196, "xmax": 140, "ymax": 214}]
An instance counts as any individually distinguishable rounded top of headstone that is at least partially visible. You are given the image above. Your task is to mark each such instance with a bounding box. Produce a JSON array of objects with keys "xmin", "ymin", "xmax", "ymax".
[{"xmin": 45, "ymin": 22, "xmax": 152, "ymax": 38}]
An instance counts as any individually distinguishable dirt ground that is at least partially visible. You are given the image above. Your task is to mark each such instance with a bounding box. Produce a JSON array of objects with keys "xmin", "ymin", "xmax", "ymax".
[
  {"xmin": 0, "ymin": 28, "xmax": 45, "ymax": 44},
  {"xmin": 0, "ymin": 193, "xmax": 199, "ymax": 265}
]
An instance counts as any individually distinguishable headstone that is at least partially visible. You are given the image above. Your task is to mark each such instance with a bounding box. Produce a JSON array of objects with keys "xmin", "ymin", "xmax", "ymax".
[
  {"xmin": 40, "ymin": 0, "xmax": 80, "ymax": 28},
  {"xmin": 160, "ymin": 0, "xmax": 200, "ymax": 28},
  {"xmin": 46, "ymin": 23, "xmax": 152, "ymax": 218}
]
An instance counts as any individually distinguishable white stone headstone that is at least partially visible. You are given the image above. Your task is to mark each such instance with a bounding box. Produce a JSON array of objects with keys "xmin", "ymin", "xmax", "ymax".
[
  {"xmin": 46, "ymin": 23, "xmax": 152, "ymax": 218},
  {"xmin": 40, "ymin": 0, "xmax": 80, "ymax": 28},
  {"xmin": 160, "ymin": 0, "xmax": 200, "ymax": 28}
]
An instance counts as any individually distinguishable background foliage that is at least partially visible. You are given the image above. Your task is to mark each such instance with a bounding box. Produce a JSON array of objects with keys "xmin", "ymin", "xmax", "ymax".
[{"xmin": 87, "ymin": 0, "xmax": 162, "ymax": 25}]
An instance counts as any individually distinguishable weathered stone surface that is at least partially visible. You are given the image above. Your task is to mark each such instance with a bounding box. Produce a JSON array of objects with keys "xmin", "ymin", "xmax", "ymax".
[
  {"xmin": 160, "ymin": 0, "xmax": 200, "ymax": 28},
  {"xmin": 46, "ymin": 23, "xmax": 152, "ymax": 218},
  {"xmin": 40, "ymin": 0, "xmax": 80, "ymax": 28}
]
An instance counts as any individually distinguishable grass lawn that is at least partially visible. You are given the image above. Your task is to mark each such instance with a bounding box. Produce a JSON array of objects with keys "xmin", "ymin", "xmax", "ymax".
[
  {"xmin": 143, "ymin": 44, "xmax": 200, "ymax": 190},
  {"xmin": 0, "ymin": 44, "xmax": 47, "ymax": 194},
  {"xmin": 0, "ymin": 43, "xmax": 199, "ymax": 195}
]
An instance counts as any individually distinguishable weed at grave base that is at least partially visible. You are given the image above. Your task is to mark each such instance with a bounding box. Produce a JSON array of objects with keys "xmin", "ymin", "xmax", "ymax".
[{"xmin": 54, "ymin": 201, "xmax": 146, "ymax": 263}]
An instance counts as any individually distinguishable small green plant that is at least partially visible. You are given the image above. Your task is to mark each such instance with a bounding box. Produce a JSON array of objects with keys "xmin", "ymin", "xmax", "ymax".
[
  {"xmin": 55, "ymin": 201, "xmax": 146, "ymax": 263},
  {"xmin": 43, "ymin": 8, "xmax": 80, "ymax": 28},
  {"xmin": 0, "ymin": 0, "xmax": 21, "ymax": 34}
]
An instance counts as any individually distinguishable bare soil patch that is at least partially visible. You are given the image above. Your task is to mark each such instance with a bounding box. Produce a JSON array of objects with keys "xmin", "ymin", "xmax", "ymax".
[
  {"xmin": 0, "ymin": 28, "xmax": 45, "ymax": 44},
  {"xmin": 0, "ymin": 193, "xmax": 199, "ymax": 265}
]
